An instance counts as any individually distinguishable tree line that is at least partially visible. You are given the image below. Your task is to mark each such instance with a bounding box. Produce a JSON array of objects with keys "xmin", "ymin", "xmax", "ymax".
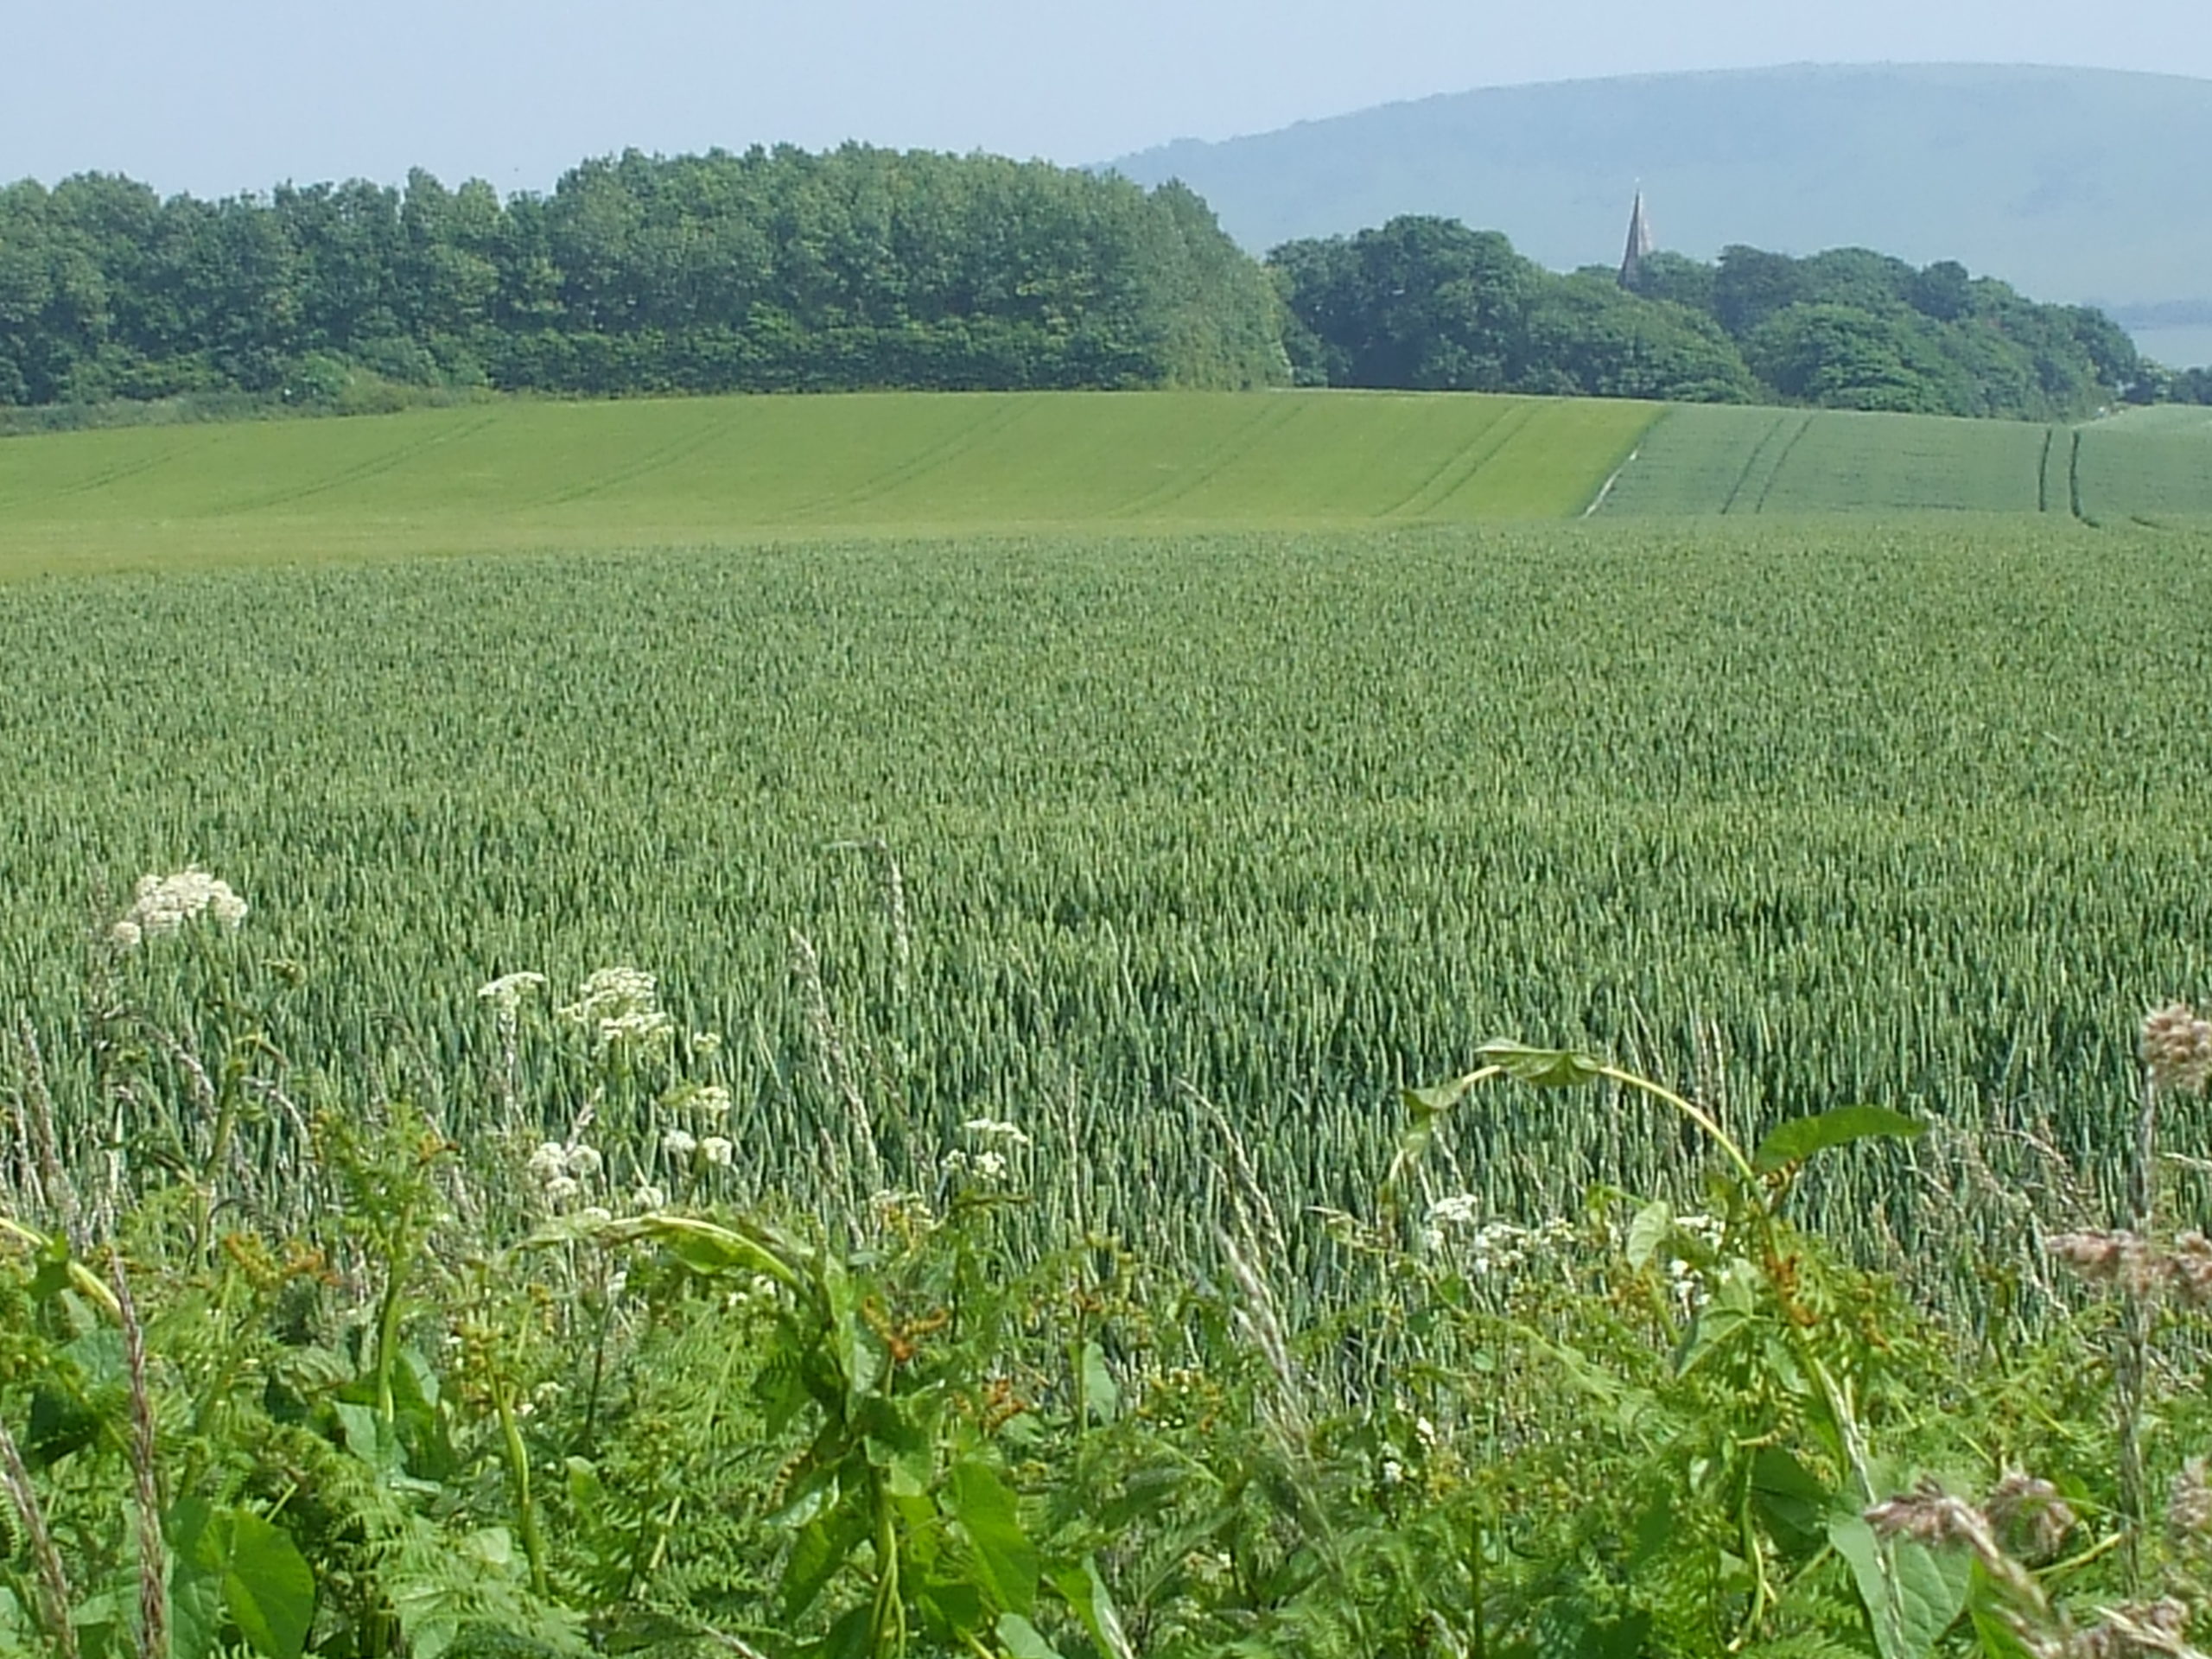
[
  {"xmin": 0, "ymin": 146, "xmax": 2197, "ymax": 417},
  {"xmin": 1268, "ymin": 216, "xmax": 2167, "ymax": 418},
  {"xmin": 0, "ymin": 146, "xmax": 1290, "ymax": 408}
]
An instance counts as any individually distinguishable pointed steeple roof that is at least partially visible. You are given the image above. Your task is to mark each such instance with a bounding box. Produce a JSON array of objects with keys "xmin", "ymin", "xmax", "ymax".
[{"xmin": 1619, "ymin": 191, "xmax": 1654, "ymax": 288}]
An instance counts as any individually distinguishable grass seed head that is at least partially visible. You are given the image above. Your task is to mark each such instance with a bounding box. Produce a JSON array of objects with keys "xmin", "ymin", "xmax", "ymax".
[{"xmin": 2141, "ymin": 1002, "xmax": 2212, "ymax": 1096}]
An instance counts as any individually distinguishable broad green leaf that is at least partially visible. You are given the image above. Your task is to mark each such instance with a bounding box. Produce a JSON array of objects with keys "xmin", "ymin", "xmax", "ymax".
[
  {"xmin": 168, "ymin": 1503, "xmax": 315, "ymax": 1659},
  {"xmin": 1052, "ymin": 1557, "xmax": 1135, "ymax": 1659},
  {"xmin": 1754, "ymin": 1106, "xmax": 1925, "ymax": 1173},
  {"xmin": 1750, "ymin": 1447, "xmax": 1831, "ymax": 1556},
  {"xmin": 861, "ymin": 1398, "xmax": 936, "ymax": 1497},
  {"xmin": 949, "ymin": 1460, "xmax": 1038, "ymax": 1617},
  {"xmin": 1401, "ymin": 1078, "xmax": 1472, "ymax": 1122},
  {"xmin": 997, "ymin": 1612, "xmax": 1065, "ymax": 1659},
  {"xmin": 782, "ymin": 1497, "xmax": 868, "ymax": 1622},
  {"xmin": 1625, "ymin": 1200, "xmax": 1672, "ymax": 1269},
  {"xmin": 1675, "ymin": 1260, "xmax": 1759, "ymax": 1376},
  {"xmin": 817, "ymin": 1604, "xmax": 874, "ymax": 1659},
  {"xmin": 1831, "ymin": 1508, "xmax": 1970, "ymax": 1659},
  {"xmin": 218, "ymin": 1511, "xmax": 315, "ymax": 1659},
  {"xmin": 1476, "ymin": 1039, "xmax": 1605, "ymax": 1089},
  {"xmin": 165, "ymin": 1498, "xmax": 224, "ymax": 1659},
  {"xmin": 1081, "ymin": 1340, "xmax": 1120, "ymax": 1425}
]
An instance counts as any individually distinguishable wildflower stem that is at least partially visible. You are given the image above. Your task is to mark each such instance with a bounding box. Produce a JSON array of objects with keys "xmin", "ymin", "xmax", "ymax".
[
  {"xmin": 493, "ymin": 1379, "xmax": 550, "ymax": 1599},
  {"xmin": 1595, "ymin": 1065, "xmax": 1759, "ymax": 1189}
]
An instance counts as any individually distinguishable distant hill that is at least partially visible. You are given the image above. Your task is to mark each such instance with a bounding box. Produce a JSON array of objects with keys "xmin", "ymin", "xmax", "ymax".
[{"xmin": 1105, "ymin": 64, "xmax": 2212, "ymax": 365}]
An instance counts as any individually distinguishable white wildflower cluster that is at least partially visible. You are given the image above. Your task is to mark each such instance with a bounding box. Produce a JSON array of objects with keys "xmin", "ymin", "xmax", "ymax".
[
  {"xmin": 527, "ymin": 1140, "xmax": 603, "ymax": 1210},
  {"xmin": 723, "ymin": 1272, "xmax": 785, "ymax": 1313},
  {"xmin": 478, "ymin": 971, "xmax": 548, "ymax": 1020},
  {"xmin": 960, "ymin": 1118, "xmax": 1033, "ymax": 1148},
  {"xmin": 656, "ymin": 1079, "xmax": 736, "ymax": 1179},
  {"xmin": 664, "ymin": 1079, "xmax": 734, "ymax": 1122},
  {"xmin": 658, "ymin": 1128, "xmax": 734, "ymax": 1168},
  {"xmin": 1420, "ymin": 1198, "xmax": 1575, "ymax": 1271},
  {"xmin": 558, "ymin": 968, "xmax": 675, "ymax": 1053},
  {"xmin": 944, "ymin": 1148, "xmax": 1010, "ymax": 1183},
  {"xmin": 942, "ymin": 1116, "xmax": 1029, "ymax": 1185},
  {"xmin": 1662, "ymin": 1212, "xmax": 1728, "ymax": 1312},
  {"xmin": 108, "ymin": 868, "xmax": 249, "ymax": 950}
]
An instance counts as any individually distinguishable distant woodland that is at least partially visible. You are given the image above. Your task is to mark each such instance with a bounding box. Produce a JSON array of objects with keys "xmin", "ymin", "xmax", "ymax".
[
  {"xmin": 1270, "ymin": 218, "xmax": 2171, "ymax": 417},
  {"xmin": 0, "ymin": 144, "xmax": 2201, "ymax": 422}
]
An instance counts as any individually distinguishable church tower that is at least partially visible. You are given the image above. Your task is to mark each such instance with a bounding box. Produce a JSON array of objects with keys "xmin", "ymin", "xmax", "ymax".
[{"xmin": 1618, "ymin": 191, "xmax": 1654, "ymax": 289}]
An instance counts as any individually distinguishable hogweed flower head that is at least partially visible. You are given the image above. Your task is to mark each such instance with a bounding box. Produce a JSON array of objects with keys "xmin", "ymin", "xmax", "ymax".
[
  {"xmin": 478, "ymin": 971, "xmax": 548, "ymax": 1019},
  {"xmin": 559, "ymin": 968, "xmax": 675, "ymax": 1054},
  {"xmin": 526, "ymin": 1141, "xmax": 569, "ymax": 1183},
  {"xmin": 944, "ymin": 1147, "xmax": 1009, "ymax": 1183},
  {"xmin": 109, "ymin": 867, "xmax": 248, "ymax": 949},
  {"xmin": 699, "ymin": 1135, "xmax": 734, "ymax": 1167},
  {"xmin": 2142, "ymin": 1002, "xmax": 2212, "ymax": 1095},
  {"xmin": 662, "ymin": 1128, "xmax": 697, "ymax": 1160},
  {"xmin": 961, "ymin": 1117, "xmax": 1032, "ymax": 1148}
]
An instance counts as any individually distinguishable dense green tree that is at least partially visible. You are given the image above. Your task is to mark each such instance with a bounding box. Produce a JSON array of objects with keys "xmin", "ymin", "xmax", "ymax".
[
  {"xmin": 1273, "ymin": 216, "xmax": 2145, "ymax": 419},
  {"xmin": 0, "ymin": 147, "xmax": 1290, "ymax": 407}
]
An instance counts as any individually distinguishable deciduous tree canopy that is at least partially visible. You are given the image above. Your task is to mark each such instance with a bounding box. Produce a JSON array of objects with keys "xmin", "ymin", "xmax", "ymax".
[
  {"xmin": 1269, "ymin": 216, "xmax": 2150, "ymax": 419},
  {"xmin": 0, "ymin": 147, "xmax": 1292, "ymax": 407}
]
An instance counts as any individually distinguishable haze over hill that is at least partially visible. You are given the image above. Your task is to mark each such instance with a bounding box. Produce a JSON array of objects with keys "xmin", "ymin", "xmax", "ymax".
[{"xmin": 1107, "ymin": 63, "xmax": 2212, "ymax": 366}]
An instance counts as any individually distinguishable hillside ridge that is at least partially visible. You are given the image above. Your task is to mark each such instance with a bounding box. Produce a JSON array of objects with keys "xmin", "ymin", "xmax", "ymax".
[{"xmin": 1105, "ymin": 63, "xmax": 2212, "ymax": 361}]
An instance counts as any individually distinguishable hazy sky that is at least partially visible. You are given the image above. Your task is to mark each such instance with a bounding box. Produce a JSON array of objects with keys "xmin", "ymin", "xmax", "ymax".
[{"xmin": 7, "ymin": 0, "xmax": 2207, "ymax": 197}]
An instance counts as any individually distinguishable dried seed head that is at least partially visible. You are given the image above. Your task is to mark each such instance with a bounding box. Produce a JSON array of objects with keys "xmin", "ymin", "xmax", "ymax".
[
  {"xmin": 2141, "ymin": 1002, "xmax": 2212, "ymax": 1095},
  {"xmin": 1985, "ymin": 1471, "xmax": 2075, "ymax": 1561},
  {"xmin": 1866, "ymin": 1479, "xmax": 1986, "ymax": 1551},
  {"xmin": 2069, "ymin": 1597, "xmax": 2190, "ymax": 1659},
  {"xmin": 2171, "ymin": 1458, "xmax": 2212, "ymax": 1544},
  {"xmin": 2050, "ymin": 1230, "xmax": 2132, "ymax": 1282},
  {"xmin": 2172, "ymin": 1235, "xmax": 2212, "ymax": 1309},
  {"xmin": 2050, "ymin": 1230, "xmax": 2171, "ymax": 1300}
]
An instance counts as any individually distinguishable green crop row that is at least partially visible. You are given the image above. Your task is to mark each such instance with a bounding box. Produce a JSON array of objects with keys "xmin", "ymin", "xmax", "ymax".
[
  {"xmin": 5, "ymin": 518, "xmax": 2212, "ymax": 1327},
  {"xmin": 1599, "ymin": 402, "xmax": 2212, "ymax": 519}
]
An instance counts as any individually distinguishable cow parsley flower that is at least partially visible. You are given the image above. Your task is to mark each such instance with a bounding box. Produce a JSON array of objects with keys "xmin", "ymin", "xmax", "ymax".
[
  {"xmin": 662, "ymin": 1128, "xmax": 697, "ymax": 1160},
  {"xmin": 961, "ymin": 1118, "xmax": 1032, "ymax": 1148},
  {"xmin": 109, "ymin": 868, "xmax": 249, "ymax": 949},
  {"xmin": 558, "ymin": 968, "xmax": 675, "ymax": 1053},
  {"xmin": 699, "ymin": 1135, "xmax": 734, "ymax": 1166},
  {"xmin": 632, "ymin": 1183, "xmax": 667, "ymax": 1211},
  {"xmin": 478, "ymin": 971, "xmax": 548, "ymax": 1018},
  {"xmin": 944, "ymin": 1148, "xmax": 1009, "ymax": 1182},
  {"xmin": 526, "ymin": 1141, "xmax": 569, "ymax": 1182}
]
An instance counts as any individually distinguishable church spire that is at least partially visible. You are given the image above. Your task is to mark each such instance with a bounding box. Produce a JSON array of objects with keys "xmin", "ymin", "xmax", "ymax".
[{"xmin": 1619, "ymin": 190, "xmax": 1654, "ymax": 289}]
